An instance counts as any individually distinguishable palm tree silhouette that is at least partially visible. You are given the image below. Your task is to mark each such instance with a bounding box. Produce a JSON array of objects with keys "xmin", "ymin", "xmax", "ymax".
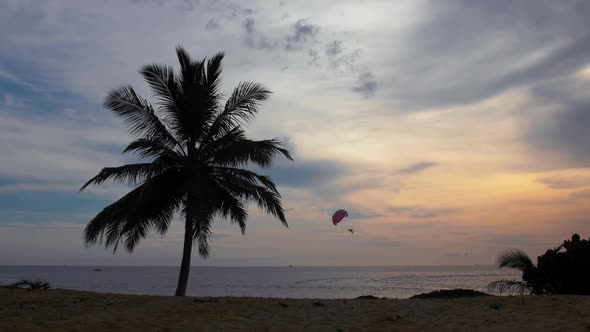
[
  {"xmin": 487, "ymin": 248, "xmax": 543, "ymax": 295},
  {"xmin": 81, "ymin": 46, "xmax": 292, "ymax": 296}
]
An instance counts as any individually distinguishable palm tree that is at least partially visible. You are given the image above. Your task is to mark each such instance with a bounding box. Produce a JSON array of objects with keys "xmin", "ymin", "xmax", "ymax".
[
  {"xmin": 80, "ymin": 46, "xmax": 292, "ymax": 296},
  {"xmin": 487, "ymin": 248, "xmax": 541, "ymax": 295}
]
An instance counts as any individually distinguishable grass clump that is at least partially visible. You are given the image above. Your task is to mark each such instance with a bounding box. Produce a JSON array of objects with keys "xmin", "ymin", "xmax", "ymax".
[{"xmin": 9, "ymin": 279, "xmax": 51, "ymax": 290}]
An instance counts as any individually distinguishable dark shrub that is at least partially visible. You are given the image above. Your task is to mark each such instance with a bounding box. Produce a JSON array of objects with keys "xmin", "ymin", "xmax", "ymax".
[{"xmin": 489, "ymin": 234, "xmax": 590, "ymax": 295}]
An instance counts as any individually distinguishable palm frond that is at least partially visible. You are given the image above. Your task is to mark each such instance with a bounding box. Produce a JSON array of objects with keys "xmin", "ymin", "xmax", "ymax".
[
  {"xmin": 180, "ymin": 192, "xmax": 216, "ymax": 258},
  {"xmin": 204, "ymin": 82, "xmax": 271, "ymax": 142},
  {"xmin": 140, "ymin": 64, "xmax": 182, "ymax": 131},
  {"xmin": 194, "ymin": 219, "xmax": 212, "ymax": 258},
  {"xmin": 104, "ymin": 85, "xmax": 178, "ymax": 147},
  {"xmin": 189, "ymin": 206, "xmax": 214, "ymax": 258},
  {"xmin": 80, "ymin": 163, "xmax": 167, "ymax": 191},
  {"xmin": 203, "ymin": 126, "xmax": 246, "ymax": 153},
  {"xmin": 215, "ymin": 172, "xmax": 287, "ymax": 226},
  {"xmin": 83, "ymin": 170, "xmax": 185, "ymax": 252},
  {"xmin": 497, "ymin": 248, "xmax": 534, "ymax": 271},
  {"xmin": 213, "ymin": 184, "xmax": 248, "ymax": 233},
  {"xmin": 175, "ymin": 52, "xmax": 208, "ymax": 143},
  {"xmin": 176, "ymin": 46, "xmax": 193, "ymax": 79},
  {"xmin": 214, "ymin": 167, "xmax": 280, "ymax": 194},
  {"xmin": 119, "ymin": 195, "xmax": 179, "ymax": 251},
  {"xmin": 201, "ymin": 53, "xmax": 225, "ymax": 128},
  {"xmin": 213, "ymin": 138, "xmax": 293, "ymax": 168},
  {"xmin": 487, "ymin": 280, "xmax": 530, "ymax": 295},
  {"xmin": 122, "ymin": 138, "xmax": 184, "ymax": 160},
  {"xmin": 205, "ymin": 52, "xmax": 224, "ymax": 96},
  {"xmin": 176, "ymin": 45, "xmax": 204, "ymax": 91},
  {"xmin": 253, "ymin": 185, "xmax": 286, "ymax": 225},
  {"xmin": 223, "ymin": 81, "xmax": 271, "ymax": 124}
]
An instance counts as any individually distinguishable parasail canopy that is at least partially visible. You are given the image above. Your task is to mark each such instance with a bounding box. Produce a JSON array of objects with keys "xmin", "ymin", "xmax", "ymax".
[{"xmin": 332, "ymin": 209, "xmax": 349, "ymax": 225}]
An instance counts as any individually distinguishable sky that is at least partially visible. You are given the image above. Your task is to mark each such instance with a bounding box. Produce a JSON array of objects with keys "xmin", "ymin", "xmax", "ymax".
[{"xmin": 1, "ymin": 0, "xmax": 590, "ymax": 266}]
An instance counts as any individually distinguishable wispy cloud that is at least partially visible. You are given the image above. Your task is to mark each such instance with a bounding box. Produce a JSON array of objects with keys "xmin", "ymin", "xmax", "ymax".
[
  {"xmin": 537, "ymin": 174, "xmax": 590, "ymax": 189},
  {"xmin": 387, "ymin": 206, "xmax": 458, "ymax": 219},
  {"xmin": 260, "ymin": 159, "xmax": 349, "ymax": 188},
  {"xmin": 205, "ymin": 18, "xmax": 220, "ymax": 30},
  {"xmin": 569, "ymin": 189, "xmax": 590, "ymax": 201},
  {"xmin": 352, "ymin": 71, "xmax": 377, "ymax": 98},
  {"xmin": 0, "ymin": 67, "xmax": 31, "ymax": 88},
  {"xmin": 242, "ymin": 17, "xmax": 277, "ymax": 50},
  {"xmin": 0, "ymin": 108, "xmax": 128, "ymax": 183},
  {"xmin": 398, "ymin": 161, "xmax": 438, "ymax": 174},
  {"xmin": 385, "ymin": 0, "xmax": 590, "ymax": 110},
  {"xmin": 285, "ymin": 19, "xmax": 319, "ymax": 51},
  {"xmin": 446, "ymin": 252, "xmax": 471, "ymax": 257},
  {"xmin": 362, "ymin": 236, "xmax": 403, "ymax": 248}
]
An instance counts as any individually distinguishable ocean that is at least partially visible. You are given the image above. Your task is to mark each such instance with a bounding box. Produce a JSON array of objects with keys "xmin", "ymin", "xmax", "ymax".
[{"xmin": 0, "ymin": 265, "xmax": 519, "ymax": 299}]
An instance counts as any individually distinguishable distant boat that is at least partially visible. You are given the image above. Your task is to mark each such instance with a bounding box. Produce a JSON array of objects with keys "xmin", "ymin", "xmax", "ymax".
[
  {"xmin": 289, "ymin": 265, "xmax": 294, "ymax": 268},
  {"xmin": 93, "ymin": 268, "xmax": 102, "ymax": 272}
]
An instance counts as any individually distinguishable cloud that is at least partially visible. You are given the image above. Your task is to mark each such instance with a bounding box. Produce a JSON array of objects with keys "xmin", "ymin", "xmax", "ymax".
[
  {"xmin": 285, "ymin": 19, "xmax": 319, "ymax": 50},
  {"xmin": 321, "ymin": 39, "xmax": 372, "ymax": 96},
  {"xmin": 3, "ymin": 93, "xmax": 14, "ymax": 106},
  {"xmin": 385, "ymin": 0, "xmax": 590, "ymax": 110},
  {"xmin": 243, "ymin": 17, "xmax": 255, "ymax": 34},
  {"xmin": 259, "ymin": 159, "xmax": 350, "ymax": 188},
  {"xmin": 0, "ymin": 67, "xmax": 32, "ymax": 88},
  {"xmin": 569, "ymin": 189, "xmax": 590, "ymax": 201},
  {"xmin": 387, "ymin": 206, "xmax": 458, "ymax": 219},
  {"xmin": 242, "ymin": 17, "xmax": 277, "ymax": 50},
  {"xmin": 482, "ymin": 234, "xmax": 533, "ymax": 247},
  {"xmin": 352, "ymin": 71, "xmax": 377, "ymax": 97},
  {"xmin": 205, "ymin": 18, "xmax": 219, "ymax": 30},
  {"xmin": 211, "ymin": 233, "xmax": 232, "ymax": 239},
  {"xmin": 0, "ymin": 180, "xmax": 129, "ymax": 198},
  {"xmin": 390, "ymin": 221, "xmax": 439, "ymax": 229},
  {"xmin": 0, "ymin": 182, "xmax": 79, "ymax": 193},
  {"xmin": 537, "ymin": 175, "xmax": 590, "ymax": 189},
  {"xmin": 325, "ymin": 40, "xmax": 343, "ymax": 57},
  {"xmin": 307, "ymin": 49, "xmax": 320, "ymax": 65},
  {"xmin": 347, "ymin": 211, "xmax": 381, "ymax": 220},
  {"xmin": 446, "ymin": 252, "xmax": 472, "ymax": 257},
  {"xmin": 362, "ymin": 236, "xmax": 403, "ymax": 248},
  {"xmin": 398, "ymin": 161, "xmax": 438, "ymax": 174},
  {"xmin": 515, "ymin": 70, "xmax": 590, "ymax": 169},
  {"xmin": 240, "ymin": 16, "xmax": 323, "ymax": 53},
  {"xmin": 0, "ymin": 108, "xmax": 128, "ymax": 184},
  {"xmin": 325, "ymin": 42, "xmax": 362, "ymax": 72},
  {"xmin": 526, "ymin": 100, "xmax": 590, "ymax": 167},
  {"xmin": 0, "ymin": 1, "xmax": 377, "ymax": 100}
]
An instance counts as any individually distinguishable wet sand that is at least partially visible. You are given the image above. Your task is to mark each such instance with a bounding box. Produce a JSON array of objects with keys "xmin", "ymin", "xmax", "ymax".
[{"xmin": 1, "ymin": 288, "xmax": 589, "ymax": 331}]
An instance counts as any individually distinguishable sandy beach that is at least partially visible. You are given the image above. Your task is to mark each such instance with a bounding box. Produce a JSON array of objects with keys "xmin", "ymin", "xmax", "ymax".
[{"xmin": 1, "ymin": 289, "xmax": 589, "ymax": 331}]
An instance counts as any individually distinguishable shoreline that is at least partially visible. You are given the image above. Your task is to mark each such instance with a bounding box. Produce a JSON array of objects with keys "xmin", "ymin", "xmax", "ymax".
[{"xmin": 2, "ymin": 288, "xmax": 589, "ymax": 331}]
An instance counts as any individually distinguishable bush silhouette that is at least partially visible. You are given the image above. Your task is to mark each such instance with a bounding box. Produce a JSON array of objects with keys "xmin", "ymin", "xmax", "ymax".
[{"xmin": 489, "ymin": 234, "xmax": 590, "ymax": 295}]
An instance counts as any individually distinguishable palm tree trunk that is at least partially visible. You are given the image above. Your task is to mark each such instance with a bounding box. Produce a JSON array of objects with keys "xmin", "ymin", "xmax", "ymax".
[
  {"xmin": 176, "ymin": 140, "xmax": 197, "ymax": 297},
  {"xmin": 174, "ymin": 213, "xmax": 193, "ymax": 296}
]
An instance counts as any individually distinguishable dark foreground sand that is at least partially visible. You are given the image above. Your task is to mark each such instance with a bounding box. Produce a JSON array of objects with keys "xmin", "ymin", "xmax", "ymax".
[{"xmin": 1, "ymin": 289, "xmax": 590, "ymax": 331}]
